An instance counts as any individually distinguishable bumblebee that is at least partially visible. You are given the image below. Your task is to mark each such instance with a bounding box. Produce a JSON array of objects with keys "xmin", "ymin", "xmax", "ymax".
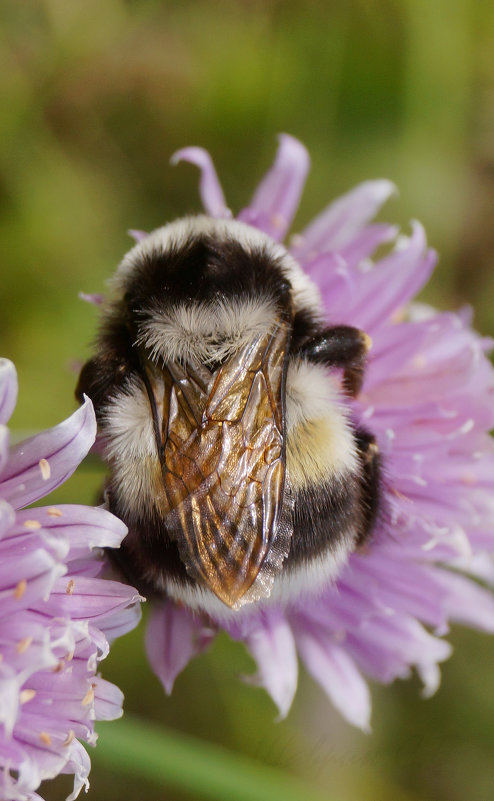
[{"xmin": 76, "ymin": 216, "xmax": 381, "ymax": 617}]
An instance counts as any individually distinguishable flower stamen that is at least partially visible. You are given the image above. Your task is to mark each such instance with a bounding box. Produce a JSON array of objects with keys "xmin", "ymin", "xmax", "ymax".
[
  {"xmin": 16, "ymin": 637, "xmax": 33, "ymax": 654},
  {"xmin": 19, "ymin": 689, "xmax": 36, "ymax": 704},
  {"xmin": 63, "ymin": 730, "xmax": 75, "ymax": 747},
  {"xmin": 14, "ymin": 579, "xmax": 27, "ymax": 599},
  {"xmin": 39, "ymin": 458, "xmax": 51, "ymax": 480},
  {"xmin": 81, "ymin": 686, "xmax": 95, "ymax": 706},
  {"xmin": 47, "ymin": 507, "xmax": 63, "ymax": 517}
]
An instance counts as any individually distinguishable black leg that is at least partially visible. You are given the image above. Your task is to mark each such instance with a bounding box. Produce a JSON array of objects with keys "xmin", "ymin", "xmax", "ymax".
[{"xmin": 296, "ymin": 325, "xmax": 372, "ymax": 396}]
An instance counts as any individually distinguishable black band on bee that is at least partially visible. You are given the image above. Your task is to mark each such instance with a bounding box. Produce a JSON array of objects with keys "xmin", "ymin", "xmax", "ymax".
[
  {"xmin": 288, "ymin": 472, "xmax": 362, "ymax": 565},
  {"xmin": 122, "ymin": 235, "xmax": 293, "ymax": 318},
  {"xmin": 297, "ymin": 325, "xmax": 371, "ymax": 396}
]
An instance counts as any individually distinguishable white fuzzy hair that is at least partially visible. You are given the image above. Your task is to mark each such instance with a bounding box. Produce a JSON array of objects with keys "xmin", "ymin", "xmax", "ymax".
[
  {"xmin": 136, "ymin": 296, "xmax": 278, "ymax": 367},
  {"xmin": 285, "ymin": 359, "xmax": 358, "ymax": 488},
  {"xmin": 162, "ymin": 538, "xmax": 354, "ymax": 621}
]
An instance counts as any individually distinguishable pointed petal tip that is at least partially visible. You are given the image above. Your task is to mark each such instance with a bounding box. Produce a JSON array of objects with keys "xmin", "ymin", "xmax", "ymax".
[
  {"xmin": 80, "ymin": 394, "xmax": 97, "ymax": 432},
  {"xmin": 1, "ymin": 394, "xmax": 97, "ymax": 509},
  {"xmin": 0, "ymin": 357, "xmax": 15, "ymax": 377},
  {"xmin": 145, "ymin": 601, "xmax": 214, "ymax": 697},
  {"xmin": 394, "ymin": 219, "xmax": 427, "ymax": 252},
  {"xmin": 0, "ymin": 358, "xmax": 18, "ymax": 425},
  {"xmin": 371, "ymin": 178, "xmax": 398, "ymax": 201},
  {"xmin": 276, "ymin": 133, "xmax": 311, "ymax": 170},
  {"xmin": 170, "ymin": 147, "xmax": 232, "ymax": 218},
  {"xmin": 169, "ymin": 146, "xmax": 204, "ymax": 167},
  {"xmin": 127, "ymin": 229, "xmax": 148, "ymax": 243},
  {"xmin": 238, "ymin": 133, "xmax": 310, "ymax": 240},
  {"xmin": 405, "ymin": 219, "xmax": 438, "ymax": 265},
  {"xmin": 78, "ymin": 292, "xmax": 104, "ymax": 307},
  {"xmin": 241, "ymin": 611, "xmax": 298, "ymax": 718}
]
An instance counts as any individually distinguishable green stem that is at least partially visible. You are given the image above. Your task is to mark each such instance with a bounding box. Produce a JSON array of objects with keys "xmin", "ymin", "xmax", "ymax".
[{"xmin": 93, "ymin": 714, "xmax": 333, "ymax": 801}]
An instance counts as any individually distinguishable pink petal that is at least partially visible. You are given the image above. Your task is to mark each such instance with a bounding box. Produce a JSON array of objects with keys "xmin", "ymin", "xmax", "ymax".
[
  {"xmin": 0, "ymin": 498, "xmax": 15, "ymax": 540},
  {"xmin": 237, "ymin": 608, "xmax": 298, "ymax": 719},
  {"xmin": 294, "ymin": 626, "xmax": 371, "ymax": 731},
  {"xmin": 93, "ymin": 676, "xmax": 124, "ymax": 721},
  {"xmin": 0, "ymin": 549, "xmax": 66, "ymax": 617},
  {"xmin": 127, "ymin": 229, "xmax": 148, "ymax": 243},
  {"xmin": 334, "ymin": 222, "xmax": 436, "ymax": 331},
  {"xmin": 0, "ymin": 359, "xmax": 18, "ymax": 426},
  {"xmin": 78, "ymin": 292, "xmax": 104, "ymax": 306},
  {"xmin": 171, "ymin": 147, "xmax": 232, "ymax": 218},
  {"xmin": 98, "ymin": 603, "xmax": 143, "ymax": 643},
  {"xmin": 1, "ymin": 397, "xmax": 96, "ymax": 510},
  {"xmin": 0, "ymin": 611, "xmax": 59, "ymax": 675},
  {"xmin": 238, "ymin": 134, "xmax": 310, "ymax": 241},
  {"xmin": 293, "ymin": 179, "xmax": 396, "ymax": 259},
  {"xmin": 300, "ymin": 252, "xmax": 351, "ymax": 310},
  {"xmin": 13, "ymin": 505, "xmax": 128, "ymax": 556},
  {"xmin": 364, "ymin": 322, "xmax": 430, "ymax": 387},
  {"xmin": 434, "ymin": 570, "xmax": 494, "ymax": 632},
  {"xmin": 145, "ymin": 601, "xmax": 215, "ymax": 694},
  {"xmin": 43, "ymin": 576, "xmax": 142, "ymax": 622},
  {"xmin": 348, "ymin": 615, "xmax": 452, "ymax": 691},
  {"xmin": 0, "ymin": 427, "xmax": 10, "ymax": 482},
  {"xmin": 338, "ymin": 223, "xmax": 399, "ymax": 268},
  {"xmin": 63, "ymin": 740, "xmax": 91, "ymax": 801}
]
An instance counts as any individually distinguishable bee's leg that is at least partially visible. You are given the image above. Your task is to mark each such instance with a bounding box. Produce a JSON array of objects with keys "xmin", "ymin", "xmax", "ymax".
[
  {"xmin": 354, "ymin": 427, "xmax": 381, "ymax": 544},
  {"xmin": 296, "ymin": 325, "xmax": 371, "ymax": 396}
]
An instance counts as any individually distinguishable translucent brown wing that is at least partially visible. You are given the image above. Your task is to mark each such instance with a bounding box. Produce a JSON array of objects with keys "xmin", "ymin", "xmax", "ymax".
[{"xmin": 153, "ymin": 315, "xmax": 293, "ymax": 608}]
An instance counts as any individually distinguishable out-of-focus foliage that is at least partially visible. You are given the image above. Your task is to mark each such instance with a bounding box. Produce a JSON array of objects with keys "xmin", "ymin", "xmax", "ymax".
[{"xmin": 1, "ymin": 1, "xmax": 494, "ymax": 800}]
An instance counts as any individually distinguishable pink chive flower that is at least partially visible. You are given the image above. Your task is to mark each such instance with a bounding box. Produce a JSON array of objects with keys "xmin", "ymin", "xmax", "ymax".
[
  {"xmin": 137, "ymin": 135, "xmax": 494, "ymax": 731},
  {"xmin": 0, "ymin": 359, "xmax": 142, "ymax": 800}
]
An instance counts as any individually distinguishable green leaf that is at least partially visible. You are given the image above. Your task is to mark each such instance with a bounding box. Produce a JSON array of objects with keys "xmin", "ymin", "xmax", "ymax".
[{"xmin": 93, "ymin": 714, "xmax": 333, "ymax": 801}]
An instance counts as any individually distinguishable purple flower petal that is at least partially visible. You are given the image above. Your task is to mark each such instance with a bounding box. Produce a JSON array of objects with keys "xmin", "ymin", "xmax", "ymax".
[
  {"xmin": 235, "ymin": 608, "xmax": 298, "ymax": 719},
  {"xmin": 145, "ymin": 601, "xmax": 215, "ymax": 694},
  {"xmin": 171, "ymin": 147, "xmax": 232, "ymax": 218},
  {"xmin": 345, "ymin": 223, "xmax": 436, "ymax": 331},
  {"xmin": 338, "ymin": 223, "xmax": 399, "ymax": 268},
  {"xmin": 62, "ymin": 740, "xmax": 91, "ymax": 801},
  {"xmin": 294, "ymin": 624, "xmax": 371, "ymax": 731},
  {"xmin": 0, "ymin": 429, "xmax": 10, "ymax": 484},
  {"xmin": 238, "ymin": 134, "xmax": 310, "ymax": 241},
  {"xmin": 292, "ymin": 179, "xmax": 396, "ymax": 259},
  {"xmin": 12, "ymin": 505, "xmax": 128, "ymax": 557},
  {"xmin": 434, "ymin": 570, "xmax": 494, "ymax": 632},
  {"xmin": 0, "ymin": 364, "xmax": 142, "ymax": 801},
  {"xmin": 93, "ymin": 676, "xmax": 124, "ymax": 721},
  {"xmin": 0, "ymin": 549, "xmax": 66, "ymax": 618},
  {"xmin": 127, "ymin": 229, "xmax": 148, "ymax": 243},
  {"xmin": 0, "ymin": 359, "xmax": 18, "ymax": 426},
  {"xmin": 43, "ymin": 576, "xmax": 142, "ymax": 623},
  {"xmin": 0, "ymin": 499, "xmax": 15, "ymax": 540},
  {"xmin": 78, "ymin": 292, "xmax": 104, "ymax": 306},
  {"xmin": 1, "ymin": 397, "xmax": 96, "ymax": 510},
  {"xmin": 98, "ymin": 603, "xmax": 143, "ymax": 643}
]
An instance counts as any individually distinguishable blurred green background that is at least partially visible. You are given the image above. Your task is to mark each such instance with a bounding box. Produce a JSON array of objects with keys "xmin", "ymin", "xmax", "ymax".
[{"xmin": 2, "ymin": 1, "xmax": 494, "ymax": 799}]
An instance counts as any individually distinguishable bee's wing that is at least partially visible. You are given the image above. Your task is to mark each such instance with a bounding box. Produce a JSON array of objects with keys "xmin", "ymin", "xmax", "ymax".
[{"xmin": 158, "ymin": 315, "xmax": 293, "ymax": 608}]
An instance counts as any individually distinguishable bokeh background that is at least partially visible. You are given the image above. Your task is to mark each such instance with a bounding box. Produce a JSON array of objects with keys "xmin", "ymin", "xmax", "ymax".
[{"xmin": 2, "ymin": 1, "xmax": 494, "ymax": 799}]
